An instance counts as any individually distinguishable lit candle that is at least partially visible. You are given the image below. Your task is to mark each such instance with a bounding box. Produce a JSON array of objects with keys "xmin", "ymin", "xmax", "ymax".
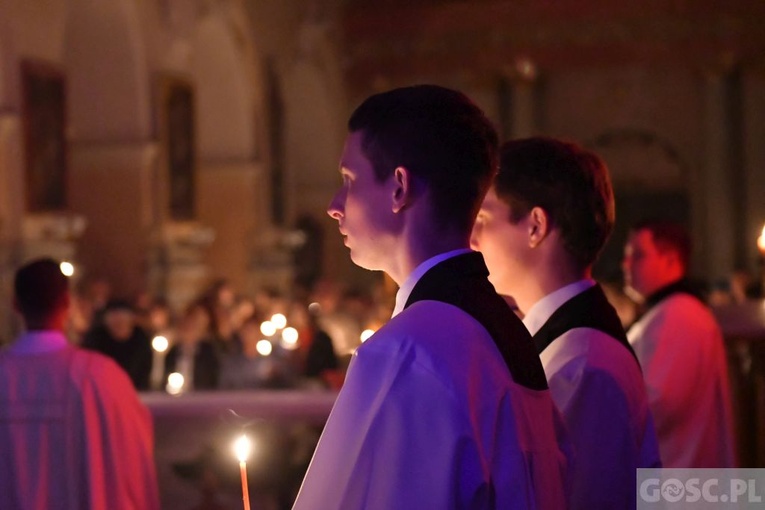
[
  {"xmin": 234, "ymin": 434, "xmax": 252, "ymax": 510},
  {"xmin": 757, "ymin": 225, "xmax": 765, "ymax": 256}
]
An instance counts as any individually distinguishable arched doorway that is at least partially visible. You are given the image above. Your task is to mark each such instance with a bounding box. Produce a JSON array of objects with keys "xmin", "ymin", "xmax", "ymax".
[{"xmin": 588, "ymin": 129, "xmax": 691, "ymax": 282}]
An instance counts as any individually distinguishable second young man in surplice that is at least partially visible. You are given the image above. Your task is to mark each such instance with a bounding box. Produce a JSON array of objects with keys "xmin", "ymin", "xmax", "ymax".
[{"xmin": 472, "ymin": 137, "xmax": 661, "ymax": 509}]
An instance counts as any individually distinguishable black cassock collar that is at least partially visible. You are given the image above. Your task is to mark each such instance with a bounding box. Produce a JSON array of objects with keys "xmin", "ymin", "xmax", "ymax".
[
  {"xmin": 404, "ymin": 251, "xmax": 549, "ymax": 391},
  {"xmin": 531, "ymin": 284, "xmax": 640, "ymax": 367}
]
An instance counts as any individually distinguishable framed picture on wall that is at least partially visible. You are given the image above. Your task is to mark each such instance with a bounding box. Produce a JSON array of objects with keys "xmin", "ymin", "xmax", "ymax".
[
  {"xmin": 21, "ymin": 60, "xmax": 67, "ymax": 212},
  {"xmin": 157, "ymin": 75, "xmax": 196, "ymax": 221}
]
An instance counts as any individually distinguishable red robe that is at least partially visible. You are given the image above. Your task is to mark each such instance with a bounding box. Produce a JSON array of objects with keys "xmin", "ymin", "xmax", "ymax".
[{"xmin": 0, "ymin": 332, "xmax": 159, "ymax": 509}]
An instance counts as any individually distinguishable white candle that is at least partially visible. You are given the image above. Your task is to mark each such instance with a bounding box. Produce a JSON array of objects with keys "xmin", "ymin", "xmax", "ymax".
[{"xmin": 234, "ymin": 435, "xmax": 252, "ymax": 510}]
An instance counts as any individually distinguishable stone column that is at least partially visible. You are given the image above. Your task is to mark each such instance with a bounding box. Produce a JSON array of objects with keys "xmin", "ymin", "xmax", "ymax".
[
  {"xmin": 68, "ymin": 141, "xmax": 159, "ymax": 297},
  {"xmin": 500, "ymin": 57, "xmax": 539, "ymax": 140},
  {"xmin": 0, "ymin": 113, "xmax": 23, "ymax": 342},
  {"xmin": 701, "ymin": 70, "xmax": 738, "ymax": 285}
]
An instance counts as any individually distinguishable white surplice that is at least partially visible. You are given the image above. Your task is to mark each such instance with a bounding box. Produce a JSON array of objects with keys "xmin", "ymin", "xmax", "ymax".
[
  {"xmin": 0, "ymin": 331, "xmax": 160, "ymax": 510},
  {"xmin": 525, "ymin": 280, "xmax": 661, "ymax": 509},
  {"xmin": 628, "ymin": 293, "xmax": 735, "ymax": 468},
  {"xmin": 293, "ymin": 252, "xmax": 568, "ymax": 510}
]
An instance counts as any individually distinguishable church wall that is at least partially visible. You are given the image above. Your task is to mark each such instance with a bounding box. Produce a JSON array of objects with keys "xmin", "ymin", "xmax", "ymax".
[{"xmin": 0, "ymin": 0, "xmax": 282, "ymax": 318}]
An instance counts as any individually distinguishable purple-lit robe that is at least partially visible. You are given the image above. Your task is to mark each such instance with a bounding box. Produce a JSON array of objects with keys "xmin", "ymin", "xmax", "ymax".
[
  {"xmin": 293, "ymin": 300, "xmax": 569, "ymax": 509},
  {"xmin": 0, "ymin": 332, "xmax": 159, "ymax": 510},
  {"xmin": 525, "ymin": 281, "xmax": 661, "ymax": 509}
]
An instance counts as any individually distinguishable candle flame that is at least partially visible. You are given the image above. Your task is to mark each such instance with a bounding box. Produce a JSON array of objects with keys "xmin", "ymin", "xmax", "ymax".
[
  {"xmin": 260, "ymin": 321, "xmax": 277, "ymax": 337},
  {"xmin": 152, "ymin": 335, "xmax": 169, "ymax": 353},
  {"xmin": 60, "ymin": 261, "xmax": 75, "ymax": 277},
  {"xmin": 270, "ymin": 313, "xmax": 287, "ymax": 329},
  {"xmin": 234, "ymin": 435, "xmax": 251, "ymax": 462},
  {"xmin": 758, "ymin": 225, "xmax": 765, "ymax": 254}
]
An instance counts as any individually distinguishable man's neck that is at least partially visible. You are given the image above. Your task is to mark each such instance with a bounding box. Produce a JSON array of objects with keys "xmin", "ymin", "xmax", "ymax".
[
  {"xmin": 518, "ymin": 258, "xmax": 588, "ymax": 315},
  {"xmin": 392, "ymin": 228, "xmax": 470, "ymax": 286}
]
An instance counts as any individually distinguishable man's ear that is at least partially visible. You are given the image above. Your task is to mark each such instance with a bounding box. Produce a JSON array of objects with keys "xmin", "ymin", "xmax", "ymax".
[
  {"xmin": 528, "ymin": 206, "xmax": 550, "ymax": 248},
  {"xmin": 392, "ymin": 166, "xmax": 411, "ymax": 213}
]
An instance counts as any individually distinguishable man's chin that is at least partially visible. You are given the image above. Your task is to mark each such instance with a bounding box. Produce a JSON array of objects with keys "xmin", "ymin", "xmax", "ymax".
[{"xmin": 348, "ymin": 251, "xmax": 383, "ymax": 273}]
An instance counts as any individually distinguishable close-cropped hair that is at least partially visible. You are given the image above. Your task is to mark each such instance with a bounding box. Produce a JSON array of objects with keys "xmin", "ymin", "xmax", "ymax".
[
  {"xmin": 495, "ymin": 137, "xmax": 615, "ymax": 270},
  {"xmin": 14, "ymin": 258, "xmax": 69, "ymax": 319},
  {"xmin": 348, "ymin": 84, "xmax": 499, "ymax": 234},
  {"xmin": 631, "ymin": 219, "xmax": 691, "ymax": 271}
]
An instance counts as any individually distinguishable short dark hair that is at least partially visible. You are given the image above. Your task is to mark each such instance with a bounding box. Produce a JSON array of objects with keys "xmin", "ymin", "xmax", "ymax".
[
  {"xmin": 495, "ymin": 137, "xmax": 615, "ymax": 270},
  {"xmin": 631, "ymin": 219, "xmax": 691, "ymax": 272},
  {"xmin": 14, "ymin": 258, "xmax": 69, "ymax": 319},
  {"xmin": 348, "ymin": 84, "xmax": 498, "ymax": 234}
]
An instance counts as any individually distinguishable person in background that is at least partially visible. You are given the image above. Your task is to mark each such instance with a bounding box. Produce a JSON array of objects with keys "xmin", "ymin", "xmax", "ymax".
[
  {"xmin": 623, "ymin": 220, "xmax": 736, "ymax": 467},
  {"xmin": 164, "ymin": 303, "xmax": 220, "ymax": 391},
  {"xmin": 0, "ymin": 258, "xmax": 159, "ymax": 509},
  {"xmin": 82, "ymin": 299, "xmax": 153, "ymax": 390},
  {"xmin": 471, "ymin": 137, "xmax": 660, "ymax": 509},
  {"xmin": 288, "ymin": 300, "xmax": 341, "ymax": 390},
  {"xmin": 293, "ymin": 85, "xmax": 568, "ymax": 509}
]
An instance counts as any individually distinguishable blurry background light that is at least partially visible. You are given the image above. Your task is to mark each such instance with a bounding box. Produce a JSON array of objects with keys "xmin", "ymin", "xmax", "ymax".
[
  {"xmin": 260, "ymin": 321, "xmax": 277, "ymax": 337},
  {"xmin": 360, "ymin": 329, "xmax": 375, "ymax": 342},
  {"xmin": 166, "ymin": 372, "xmax": 184, "ymax": 395},
  {"xmin": 152, "ymin": 335, "xmax": 169, "ymax": 353},
  {"xmin": 280, "ymin": 327, "xmax": 299, "ymax": 349},
  {"xmin": 256, "ymin": 339, "xmax": 273, "ymax": 356},
  {"xmin": 270, "ymin": 313, "xmax": 287, "ymax": 329},
  {"xmin": 60, "ymin": 261, "xmax": 75, "ymax": 277}
]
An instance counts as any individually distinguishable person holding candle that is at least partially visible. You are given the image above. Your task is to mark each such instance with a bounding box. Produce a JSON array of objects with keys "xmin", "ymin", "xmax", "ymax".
[
  {"xmin": 293, "ymin": 85, "xmax": 568, "ymax": 509},
  {"xmin": 0, "ymin": 258, "xmax": 160, "ymax": 509},
  {"xmin": 623, "ymin": 220, "xmax": 736, "ymax": 467},
  {"xmin": 470, "ymin": 137, "xmax": 661, "ymax": 509}
]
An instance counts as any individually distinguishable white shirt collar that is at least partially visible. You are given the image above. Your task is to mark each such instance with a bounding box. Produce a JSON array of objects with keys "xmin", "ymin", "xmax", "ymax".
[
  {"xmin": 391, "ymin": 248, "xmax": 473, "ymax": 318},
  {"xmin": 6, "ymin": 330, "xmax": 69, "ymax": 354},
  {"xmin": 522, "ymin": 279, "xmax": 596, "ymax": 335}
]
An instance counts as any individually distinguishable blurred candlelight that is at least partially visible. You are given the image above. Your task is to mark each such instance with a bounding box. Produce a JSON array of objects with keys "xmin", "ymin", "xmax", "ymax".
[
  {"xmin": 260, "ymin": 321, "xmax": 276, "ymax": 337},
  {"xmin": 166, "ymin": 372, "xmax": 184, "ymax": 395},
  {"xmin": 234, "ymin": 435, "xmax": 252, "ymax": 510},
  {"xmin": 270, "ymin": 313, "xmax": 287, "ymax": 329},
  {"xmin": 150, "ymin": 335, "xmax": 169, "ymax": 390},
  {"xmin": 256, "ymin": 339, "xmax": 273, "ymax": 356},
  {"xmin": 151, "ymin": 335, "xmax": 169, "ymax": 353},
  {"xmin": 281, "ymin": 327, "xmax": 299, "ymax": 350},
  {"xmin": 360, "ymin": 329, "xmax": 375, "ymax": 343},
  {"xmin": 757, "ymin": 225, "xmax": 765, "ymax": 255},
  {"xmin": 60, "ymin": 261, "xmax": 75, "ymax": 277}
]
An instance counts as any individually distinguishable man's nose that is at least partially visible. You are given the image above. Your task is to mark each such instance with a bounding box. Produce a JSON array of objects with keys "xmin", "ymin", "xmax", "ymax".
[
  {"xmin": 327, "ymin": 193, "xmax": 344, "ymax": 220},
  {"xmin": 469, "ymin": 228, "xmax": 480, "ymax": 250}
]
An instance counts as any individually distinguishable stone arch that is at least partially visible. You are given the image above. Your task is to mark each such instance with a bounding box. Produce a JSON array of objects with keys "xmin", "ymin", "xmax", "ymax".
[
  {"xmin": 63, "ymin": 0, "xmax": 150, "ymax": 140},
  {"xmin": 586, "ymin": 128, "xmax": 693, "ymax": 280}
]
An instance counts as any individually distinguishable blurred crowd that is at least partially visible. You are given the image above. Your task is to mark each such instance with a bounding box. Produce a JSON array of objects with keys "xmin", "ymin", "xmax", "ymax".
[{"xmin": 65, "ymin": 276, "xmax": 394, "ymax": 394}]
